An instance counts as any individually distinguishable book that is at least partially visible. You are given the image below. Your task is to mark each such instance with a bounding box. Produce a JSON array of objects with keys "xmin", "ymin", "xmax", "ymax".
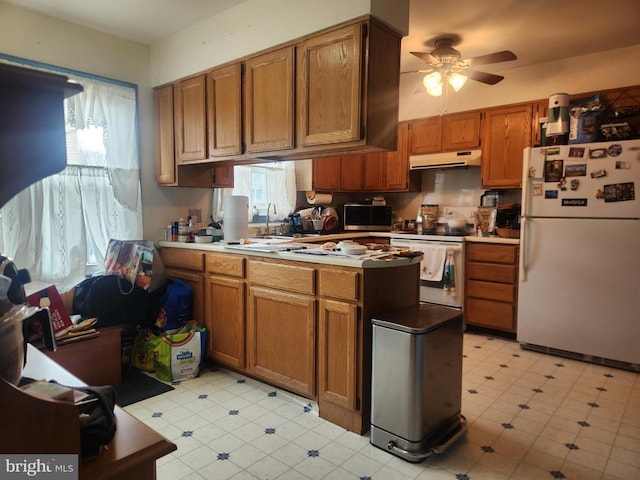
[
  {"xmin": 26, "ymin": 285, "xmax": 74, "ymax": 338},
  {"xmin": 21, "ymin": 380, "xmax": 74, "ymax": 403}
]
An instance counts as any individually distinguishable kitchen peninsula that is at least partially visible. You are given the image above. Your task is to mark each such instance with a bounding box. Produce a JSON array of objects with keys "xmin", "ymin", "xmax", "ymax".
[{"xmin": 158, "ymin": 239, "xmax": 421, "ymax": 434}]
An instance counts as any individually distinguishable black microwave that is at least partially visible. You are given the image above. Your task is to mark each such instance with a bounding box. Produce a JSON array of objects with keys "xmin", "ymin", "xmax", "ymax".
[{"xmin": 343, "ymin": 204, "xmax": 393, "ymax": 231}]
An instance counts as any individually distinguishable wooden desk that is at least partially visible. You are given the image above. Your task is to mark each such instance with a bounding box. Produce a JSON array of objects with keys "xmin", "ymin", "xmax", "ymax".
[
  {"xmin": 3, "ymin": 344, "xmax": 177, "ymax": 480},
  {"xmin": 43, "ymin": 326, "xmax": 123, "ymax": 386}
]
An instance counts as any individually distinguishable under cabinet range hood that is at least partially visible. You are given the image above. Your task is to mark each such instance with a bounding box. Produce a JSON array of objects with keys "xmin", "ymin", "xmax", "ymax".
[{"xmin": 409, "ymin": 150, "xmax": 482, "ymax": 170}]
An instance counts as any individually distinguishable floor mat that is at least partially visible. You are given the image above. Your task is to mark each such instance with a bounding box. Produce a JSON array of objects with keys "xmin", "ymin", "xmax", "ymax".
[{"xmin": 114, "ymin": 368, "xmax": 174, "ymax": 407}]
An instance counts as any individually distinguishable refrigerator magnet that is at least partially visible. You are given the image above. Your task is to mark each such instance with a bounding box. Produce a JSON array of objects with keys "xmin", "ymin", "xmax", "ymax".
[
  {"xmin": 590, "ymin": 169, "xmax": 607, "ymax": 178},
  {"xmin": 570, "ymin": 179, "xmax": 580, "ymax": 191},
  {"xmin": 589, "ymin": 148, "xmax": 607, "ymax": 159},
  {"xmin": 544, "ymin": 159, "xmax": 564, "ymax": 182},
  {"xmin": 604, "ymin": 182, "xmax": 635, "ymax": 202},
  {"xmin": 615, "ymin": 161, "xmax": 631, "ymax": 170},
  {"xmin": 545, "ymin": 190, "xmax": 559, "ymax": 199},
  {"xmin": 607, "ymin": 144, "xmax": 622, "ymax": 157},
  {"xmin": 533, "ymin": 183, "xmax": 543, "ymax": 196},
  {"xmin": 569, "ymin": 147, "xmax": 585, "ymax": 158}
]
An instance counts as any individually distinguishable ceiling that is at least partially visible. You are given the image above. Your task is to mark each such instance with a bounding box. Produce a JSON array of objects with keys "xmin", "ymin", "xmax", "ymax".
[{"xmin": 4, "ymin": 0, "xmax": 640, "ymax": 75}]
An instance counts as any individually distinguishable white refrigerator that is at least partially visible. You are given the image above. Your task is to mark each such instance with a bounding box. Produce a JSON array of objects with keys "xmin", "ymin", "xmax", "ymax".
[{"xmin": 518, "ymin": 139, "xmax": 640, "ymax": 367}]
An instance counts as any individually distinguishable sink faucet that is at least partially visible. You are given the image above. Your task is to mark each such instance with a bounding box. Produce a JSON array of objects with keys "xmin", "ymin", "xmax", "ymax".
[{"xmin": 266, "ymin": 202, "xmax": 277, "ymax": 235}]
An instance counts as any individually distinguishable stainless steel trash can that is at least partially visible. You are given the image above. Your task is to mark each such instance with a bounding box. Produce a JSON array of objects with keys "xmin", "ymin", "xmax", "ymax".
[{"xmin": 370, "ymin": 304, "xmax": 467, "ymax": 462}]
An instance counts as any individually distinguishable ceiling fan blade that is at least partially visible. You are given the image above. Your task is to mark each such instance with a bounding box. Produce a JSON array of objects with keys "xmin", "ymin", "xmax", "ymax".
[
  {"xmin": 400, "ymin": 69, "xmax": 432, "ymax": 75},
  {"xmin": 465, "ymin": 69, "xmax": 504, "ymax": 85},
  {"xmin": 462, "ymin": 50, "xmax": 517, "ymax": 67},
  {"xmin": 410, "ymin": 51, "xmax": 441, "ymax": 66}
]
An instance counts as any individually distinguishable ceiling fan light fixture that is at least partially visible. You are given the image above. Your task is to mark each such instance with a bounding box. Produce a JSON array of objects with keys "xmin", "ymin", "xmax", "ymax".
[
  {"xmin": 423, "ymin": 71, "xmax": 443, "ymax": 97},
  {"xmin": 448, "ymin": 72, "xmax": 468, "ymax": 92}
]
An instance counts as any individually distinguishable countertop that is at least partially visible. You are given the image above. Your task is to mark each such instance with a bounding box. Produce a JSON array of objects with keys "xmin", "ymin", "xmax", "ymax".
[
  {"xmin": 158, "ymin": 231, "xmax": 519, "ymax": 267},
  {"xmin": 158, "ymin": 240, "xmax": 423, "ymax": 269}
]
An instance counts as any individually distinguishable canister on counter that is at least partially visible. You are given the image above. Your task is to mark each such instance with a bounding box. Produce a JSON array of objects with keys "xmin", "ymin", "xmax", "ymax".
[{"xmin": 421, "ymin": 204, "xmax": 439, "ymax": 234}]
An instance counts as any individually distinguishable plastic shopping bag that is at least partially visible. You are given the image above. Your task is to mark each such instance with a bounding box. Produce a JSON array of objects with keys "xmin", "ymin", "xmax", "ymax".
[{"xmin": 154, "ymin": 323, "xmax": 207, "ymax": 382}]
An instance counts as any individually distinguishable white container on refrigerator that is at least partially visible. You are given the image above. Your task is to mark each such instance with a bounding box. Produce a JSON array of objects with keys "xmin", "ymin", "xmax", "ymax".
[{"xmin": 518, "ymin": 139, "xmax": 640, "ymax": 368}]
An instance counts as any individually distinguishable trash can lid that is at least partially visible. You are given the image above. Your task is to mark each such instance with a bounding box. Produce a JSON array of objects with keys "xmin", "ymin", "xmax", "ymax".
[{"xmin": 371, "ymin": 304, "xmax": 463, "ymax": 334}]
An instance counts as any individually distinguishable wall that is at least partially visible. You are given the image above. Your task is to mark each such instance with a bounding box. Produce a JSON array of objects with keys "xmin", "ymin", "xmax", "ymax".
[
  {"xmin": 389, "ymin": 44, "xmax": 640, "ymax": 221},
  {"xmin": 0, "ymin": 2, "xmax": 212, "ymax": 242},
  {"xmin": 400, "ymin": 44, "xmax": 640, "ymax": 120},
  {"xmin": 150, "ymin": 0, "xmax": 409, "ymax": 86}
]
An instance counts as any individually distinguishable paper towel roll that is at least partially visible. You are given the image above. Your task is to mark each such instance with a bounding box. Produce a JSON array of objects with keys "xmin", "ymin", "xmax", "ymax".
[
  {"xmin": 223, "ymin": 195, "xmax": 249, "ymax": 243},
  {"xmin": 305, "ymin": 191, "xmax": 333, "ymax": 205}
]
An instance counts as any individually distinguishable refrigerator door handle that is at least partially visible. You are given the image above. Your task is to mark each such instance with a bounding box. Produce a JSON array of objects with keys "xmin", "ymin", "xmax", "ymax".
[{"xmin": 519, "ymin": 216, "xmax": 528, "ymax": 282}]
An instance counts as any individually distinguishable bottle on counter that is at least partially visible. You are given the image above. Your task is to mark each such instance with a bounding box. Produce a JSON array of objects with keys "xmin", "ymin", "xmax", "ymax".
[
  {"xmin": 178, "ymin": 218, "xmax": 188, "ymax": 242},
  {"xmin": 187, "ymin": 217, "xmax": 195, "ymax": 242}
]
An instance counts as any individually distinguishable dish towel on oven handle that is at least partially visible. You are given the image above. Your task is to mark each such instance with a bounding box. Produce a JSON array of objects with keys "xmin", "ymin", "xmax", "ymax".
[{"xmin": 412, "ymin": 244, "xmax": 448, "ymax": 281}]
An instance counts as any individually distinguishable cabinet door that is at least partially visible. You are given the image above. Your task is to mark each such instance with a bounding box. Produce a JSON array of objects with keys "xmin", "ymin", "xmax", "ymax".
[
  {"xmin": 297, "ymin": 24, "xmax": 362, "ymax": 146},
  {"xmin": 154, "ymin": 85, "xmax": 176, "ymax": 185},
  {"xmin": 481, "ymin": 104, "xmax": 533, "ymax": 188},
  {"xmin": 208, "ymin": 64, "xmax": 242, "ymax": 157},
  {"xmin": 340, "ymin": 154, "xmax": 364, "ymax": 191},
  {"xmin": 165, "ymin": 268, "xmax": 204, "ymax": 324},
  {"xmin": 212, "ymin": 166, "xmax": 234, "ymax": 188},
  {"xmin": 409, "ymin": 116, "xmax": 442, "ymax": 154},
  {"xmin": 174, "ymin": 75, "xmax": 207, "ymax": 162},
  {"xmin": 205, "ymin": 275, "xmax": 245, "ymax": 369},
  {"xmin": 312, "ymin": 157, "xmax": 342, "ymax": 191},
  {"xmin": 383, "ymin": 121, "xmax": 411, "ymax": 191},
  {"xmin": 362, "ymin": 153, "xmax": 384, "ymax": 191},
  {"xmin": 442, "ymin": 111, "xmax": 481, "ymax": 151},
  {"xmin": 245, "ymin": 47, "xmax": 295, "ymax": 153},
  {"xmin": 247, "ymin": 286, "xmax": 316, "ymax": 397},
  {"xmin": 318, "ymin": 299, "xmax": 358, "ymax": 409},
  {"xmin": 530, "ymin": 100, "xmax": 548, "ymax": 147}
]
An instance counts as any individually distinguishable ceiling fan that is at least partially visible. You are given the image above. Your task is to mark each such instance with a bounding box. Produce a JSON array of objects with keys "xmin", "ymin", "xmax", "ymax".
[{"xmin": 404, "ymin": 36, "xmax": 517, "ymax": 96}]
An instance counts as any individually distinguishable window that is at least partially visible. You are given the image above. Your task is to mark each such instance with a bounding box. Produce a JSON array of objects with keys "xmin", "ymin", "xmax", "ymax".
[
  {"xmin": 213, "ymin": 162, "xmax": 297, "ymax": 224},
  {"xmin": 0, "ymin": 57, "xmax": 142, "ymax": 291}
]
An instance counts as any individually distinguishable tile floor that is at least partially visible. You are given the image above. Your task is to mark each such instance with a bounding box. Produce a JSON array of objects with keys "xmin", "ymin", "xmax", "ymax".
[{"xmin": 124, "ymin": 333, "xmax": 640, "ymax": 480}]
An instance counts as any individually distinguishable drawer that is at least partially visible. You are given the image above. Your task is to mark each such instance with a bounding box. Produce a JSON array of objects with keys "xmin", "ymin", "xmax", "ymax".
[
  {"xmin": 465, "ymin": 298, "xmax": 516, "ymax": 332},
  {"xmin": 318, "ymin": 269, "xmax": 359, "ymax": 301},
  {"xmin": 467, "ymin": 243, "xmax": 518, "ymax": 264},
  {"xmin": 161, "ymin": 247, "xmax": 204, "ymax": 271},
  {"xmin": 466, "ymin": 262, "xmax": 517, "ymax": 284},
  {"xmin": 466, "ymin": 279, "xmax": 516, "ymax": 302},
  {"xmin": 249, "ymin": 261, "xmax": 315, "ymax": 295},
  {"xmin": 206, "ymin": 252, "xmax": 245, "ymax": 278}
]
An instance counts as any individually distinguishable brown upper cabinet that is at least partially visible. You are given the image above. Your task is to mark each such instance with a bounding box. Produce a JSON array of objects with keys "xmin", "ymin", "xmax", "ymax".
[
  {"xmin": 245, "ymin": 47, "xmax": 295, "ymax": 153},
  {"xmin": 154, "ymin": 16, "xmax": 402, "ymax": 187},
  {"xmin": 481, "ymin": 103, "xmax": 533, "ymax": 188},
  {"xmin": 312, "ymin": 122, "xmax": 419, "ymax": 193},
  {"xmin": 297, "ymin": 24, "xmax": 362, "ymax": 147},
  {"xmin": 410, "ymin": 111, "xmax": 481, "ymax": 154},
  {"xmin": 175, "ymin": 75, "xmax": 208, "ymax": 162},
  {"xmin": 208, "ymin": 63, "xmax": 243, "ymax": 157},
  {"xmin": 154, "ymin": 84, "xmax": 234, "ymax": 187}
]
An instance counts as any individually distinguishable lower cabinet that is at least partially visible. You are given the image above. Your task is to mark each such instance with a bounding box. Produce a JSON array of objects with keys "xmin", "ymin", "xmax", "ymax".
[
  {"xmin": 464, "ymin": 242, "xmax": 519, "ymax": 333},
  {"xmin": 317, "ymin": 299, "xmax": 357, "ymax": 410},
  {"xmin": 161, "ymin": 246, "xmax": 419, "ymax": 434},
  {"xmin": 205, "ymin": 275, "xmax": 245, "ymax": 369},
  {"xmin": 162, "ymin": 248, "xmax": 205, "ymax": 323},
  {"xmin": 204, "ymin": 252, "xmax": 246, "ymax": 369},
  {"xmin": 247, "ymin": 286, "xmax": 316, "ymax": 397}
]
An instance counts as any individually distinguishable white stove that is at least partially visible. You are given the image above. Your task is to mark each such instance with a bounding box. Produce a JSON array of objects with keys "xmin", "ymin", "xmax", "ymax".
[{"xmin": 390, "ymin": 233, "xmax": 465, "ymax": 309}]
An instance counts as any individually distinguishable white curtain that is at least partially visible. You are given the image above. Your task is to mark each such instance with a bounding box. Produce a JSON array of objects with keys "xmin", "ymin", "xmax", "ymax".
[
  {"xmin": 212, "ymin": 161, "xmax": 297, "ymax": 223},
  {"xmin": 0, "ymin": 65, "xmax": 142, "ymax": 292}
]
